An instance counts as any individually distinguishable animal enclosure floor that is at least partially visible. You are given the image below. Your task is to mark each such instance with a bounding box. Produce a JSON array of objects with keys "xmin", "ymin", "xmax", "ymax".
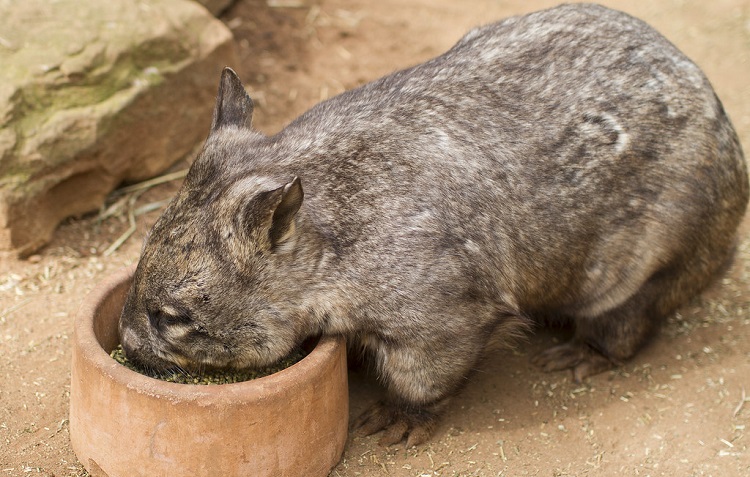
[{"xmin": 1, "ymin": 0, "xmax": 749, "ymax": 475}]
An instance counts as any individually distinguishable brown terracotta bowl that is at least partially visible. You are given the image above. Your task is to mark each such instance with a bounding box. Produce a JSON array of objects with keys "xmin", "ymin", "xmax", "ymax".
[{"xmin": 70, "ymin": 264, "xmax": 349, "ymax": 477}]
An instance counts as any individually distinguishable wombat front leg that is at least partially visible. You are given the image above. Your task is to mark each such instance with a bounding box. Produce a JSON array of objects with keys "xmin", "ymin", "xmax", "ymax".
[
  {"xmin": 354, "ymin": 336, "xmax": 481, "ymax": 447},
  {"xmin": 355, "ymin": 396, "xmax": 451, "ymax": 448}
]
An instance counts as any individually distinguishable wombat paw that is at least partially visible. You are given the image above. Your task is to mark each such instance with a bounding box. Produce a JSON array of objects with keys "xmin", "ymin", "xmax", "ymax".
[
  {"xmin": 354, "ymin": 401, "xmax": 436, "ymax": 448},
  {"xmin": 532, "ymin": 341, "xmax": 614, "ymax": 382}
]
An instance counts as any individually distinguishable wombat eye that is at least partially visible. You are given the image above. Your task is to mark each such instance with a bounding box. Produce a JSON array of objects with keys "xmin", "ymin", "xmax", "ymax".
[{"xmin": 148, "ymin": 308, "xmax": 192, "ymax": 331}]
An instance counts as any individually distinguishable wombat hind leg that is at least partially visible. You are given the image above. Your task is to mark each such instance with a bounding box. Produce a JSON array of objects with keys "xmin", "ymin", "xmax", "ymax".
[
  {"xmin": 531, "ymin": 340, "xmax": 614, "ymax": 382},
  {"xmin": 534, "ymin": 245, "xmax": 733, "ymax": 382},
  {"xmin": 531, "ymin": 299, "xmax": 656, "ymax": 383}
]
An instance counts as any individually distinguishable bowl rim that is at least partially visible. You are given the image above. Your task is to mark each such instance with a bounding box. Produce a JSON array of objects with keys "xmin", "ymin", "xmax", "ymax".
[{"xmin": 74, "ymin": 263, "xmax": 344, "ymax": 403}]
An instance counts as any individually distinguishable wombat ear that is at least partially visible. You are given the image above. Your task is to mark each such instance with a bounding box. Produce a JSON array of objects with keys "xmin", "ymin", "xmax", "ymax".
[
  {"xmin": 210, "ymin": 67, "xmax": 254, "ymax": 133},
  {"xmin": 238, "ymin": 177, "xmax": 304, "ymax": 252},
  {"xmin": 268, "ymin": 177, "xmax": 304, "ymax": 247}
]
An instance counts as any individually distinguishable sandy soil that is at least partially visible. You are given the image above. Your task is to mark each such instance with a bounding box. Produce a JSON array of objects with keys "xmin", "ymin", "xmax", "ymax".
[{"xmin": 1, "ymin": 0, "xmax": 749, "ymax": 475}]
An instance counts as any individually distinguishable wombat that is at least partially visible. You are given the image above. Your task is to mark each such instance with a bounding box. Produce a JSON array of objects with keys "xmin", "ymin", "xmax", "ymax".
[{"xmin": 119, "ymin": 4, "xmax": 748, "ymax": 447}]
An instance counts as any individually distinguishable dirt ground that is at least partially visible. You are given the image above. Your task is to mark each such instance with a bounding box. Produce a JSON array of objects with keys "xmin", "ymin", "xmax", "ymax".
[{"xmin": 2, "ymin": 0, "xmax": 750, "ymax": 475}]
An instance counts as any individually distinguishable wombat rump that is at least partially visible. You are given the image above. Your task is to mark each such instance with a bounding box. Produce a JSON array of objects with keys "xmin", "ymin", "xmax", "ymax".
[{"xmin": 119, "ymin": 4, "xmax": 748, "ymax": 446}]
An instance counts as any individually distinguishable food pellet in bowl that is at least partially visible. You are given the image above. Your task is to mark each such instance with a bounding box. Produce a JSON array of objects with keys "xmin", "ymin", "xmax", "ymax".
[{"xmin": 109, "ymin": 345, "xmax": 307, "ymax": 385}]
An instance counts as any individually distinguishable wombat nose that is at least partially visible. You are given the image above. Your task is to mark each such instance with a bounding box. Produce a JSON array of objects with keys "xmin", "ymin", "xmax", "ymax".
[{"xmin": 118, "ymin": 325, "xmax": 141, "ymax": 359}]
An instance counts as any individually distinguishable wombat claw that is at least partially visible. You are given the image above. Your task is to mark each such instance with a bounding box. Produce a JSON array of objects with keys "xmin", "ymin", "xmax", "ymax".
[
  {"xmin": 355, "ymin": 401, "xmax": 436, "ymax": 448},
  {"xmin": 532, "ymin": 342, "xmax": 615, "ymax": 383}
]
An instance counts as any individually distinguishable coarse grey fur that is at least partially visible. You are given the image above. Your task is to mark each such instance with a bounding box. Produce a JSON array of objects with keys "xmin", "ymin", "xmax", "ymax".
[{"xmin": 119, "ymin": 3, "xmax": 748, "ymax": 446}]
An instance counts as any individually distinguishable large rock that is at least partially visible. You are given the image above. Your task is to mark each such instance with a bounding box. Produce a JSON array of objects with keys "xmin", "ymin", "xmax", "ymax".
[{"xmin": 0, "ymin": 0, "xmax": 237, "ymax": 255}]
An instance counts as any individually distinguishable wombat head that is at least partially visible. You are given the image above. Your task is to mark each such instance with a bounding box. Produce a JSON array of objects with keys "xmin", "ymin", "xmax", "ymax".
[{"xmin": 119, "ymin": 68, "xmax": 319, "ymax": 373}]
